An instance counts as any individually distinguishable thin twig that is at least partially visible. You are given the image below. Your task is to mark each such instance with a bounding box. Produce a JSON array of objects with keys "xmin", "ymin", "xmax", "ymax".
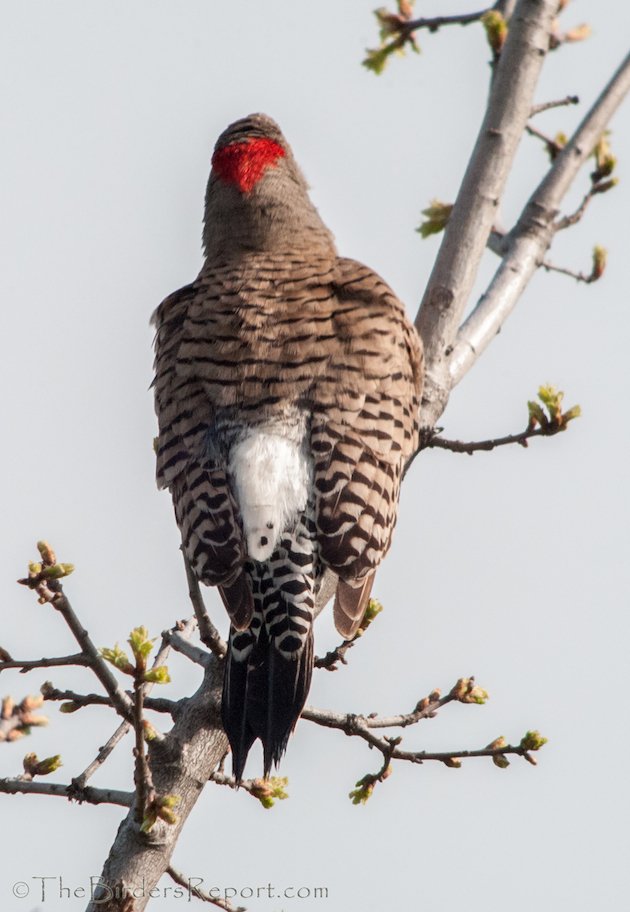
[
  {"xmin": 70, "ymin": 721, "xmax": 131, "ymax": 796},
  {"xmin": 525, "ymin": 122, "xmax": 562, "ymax": 154},
  {"xmin": 402, "ymin": 7, "xmax": 489, "ymax": 34},
  {"xmin": 555, "ymin": 184, "xmax": 602, "ymax": 230},
  {"xmin": 303, "ymin": 678, "xmax": 544, "ymax": 779},
  {"xmin": 301, "ymin": 686, "xmax": 450, "ymax": 734},
  {"xmin": 540, "ymin": 260, "xmax": 596, "ymax": 283},
  {"xmin": 19, "ymin": 570, "xmax": 133, "ymax": 721},
  {"xmin": 423, "ymin": 421, "xmax": 566, "ymax": 455},
  {"xmin": 162, "ymin": 629, "xmax": 210, "ymax": 667},
  {"xmin": 0, "ymin": 652, "xmax": 91, "ymax": 674},
  {"xmin": 303, "ymin": 706, "xmax": 537, "ymax": 765},
  {"xmin": 0, "ymin": 776, "xmax": 132, "ymax": 807},
  {"xmin": 530, "ymin": 94, "xmax": 579, "ymax": 116},
  {"xmin": 314, "ymin": 633, "xmax": 359, "ymax": 671},
  {"xmin": 363, "ymin": 692, "xmax": 453, "ymax": 729},
  {"xmin": 69, "ymin": 618, "xmax": 197, "ymax": 793},
  {"xmin": 181, "ymin": 549, "xmax": 227, "ymax": 658},
  {"xmin": 209, "ymin": 771, "xmax": 260, "ymax": 795},
  {"xmin": 151, "ymin": 616, "xmax": 194, "ymax": 671},
  {"xmin": 132, "ymin": 653, "xmax": 155, "ymax": 826},
  {"xmin": 40, "ymin": 682, "xmax": 176, "ymax": 715},
  {"xmin": 167, "ymin": 865, "xmax": 245, "ymax": 912}
]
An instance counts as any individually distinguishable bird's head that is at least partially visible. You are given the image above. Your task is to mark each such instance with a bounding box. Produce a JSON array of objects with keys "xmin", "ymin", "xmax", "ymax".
[
  {"xmin": 211, "ymin": 114, "xmax": 289, "ymax": 194},
  {"xmin": 203, "ymin": 113, "xmax": 335, "ymax": 261}
]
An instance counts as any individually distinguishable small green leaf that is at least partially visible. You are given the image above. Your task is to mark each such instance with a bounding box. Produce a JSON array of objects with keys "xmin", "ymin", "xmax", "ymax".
[
  {"xmin": 362, "ymin": 41, "xmax": 399, "ymax": 75},
  {"xmin": 463, "ymin": 685, "xmax": 489, "ymax": 705},
  {"xmin": 591, "ymin": 133, "xmax": 616, "ymax": 184},
  {"xmin": 250, "ymin": 776, "xmax": 289, "ymax": 809},
  {"xmin": 349, "ymin": 778, "xmax": 374, "ymax": 805},
  {"xmin": 520, "ymin": 730, "xmax": 548, "ymax": 752},
  {"xmin": 157, "ymin": 793, "xmax": 180, "ymax": 825},
  {"xmin": 543, "ymin": 132, "xmax": 568, "ymax": 164},
  {"xmin": 100, "ymin": 645, "xmax": 134, "ymax": 676},
  {"xmin": 527, "ymin": 400, "xmax": 548, "ymax": 429},
  {"xmin": 140, "ymin": 808, "xmax": 158, "ymax": 833},
  {"xmin": 143, "ymin": 666, "xmax": 171, "ymax": 685},
  {"xmin": 60, "ymin": 701, "xmax": 81, "ymax": 714},
  {"xmin": 128, "ymin": 626, "xmax": 155, "ymax": 663},
  {"xmin": 481, "ymin": 10, "xmax": 508, "ymax": 53},
  {"xmin": 143, "ymin": 720, "xmax": 159, "ymax": 742},
  {"xmin": 562, "ymin": 404, "xmax": 582, "ymax": 423},
  {"xmin": 23, "ymin": 752, "xmax": 62, "ymax": 777},
  {"xmin": 36, "ymin": 754, "xmax": 63, "ymax": 775},
  {"xmin": 450, "ymin": 678, "xmax": 489, "ymax": 704},
  {"xmin": 40, "ymin": 563, "xmax": 75, "ymax": 580},
  {"xmin": 417, "ymin": 200, "xmax": 453, "ymax": 238},
  {"xmin": 356, "ymin": 597, "xmax": 384, "ymax": 637}
]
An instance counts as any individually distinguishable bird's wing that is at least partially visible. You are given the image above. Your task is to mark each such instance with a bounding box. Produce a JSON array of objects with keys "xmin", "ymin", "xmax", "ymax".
[
  {"xmin": 151, "ymin": 282, "xmax": 251, "ymax": 627},
  {"xmin": 310, "ymin": 258, "xmax": 423, "ymax": 637}
]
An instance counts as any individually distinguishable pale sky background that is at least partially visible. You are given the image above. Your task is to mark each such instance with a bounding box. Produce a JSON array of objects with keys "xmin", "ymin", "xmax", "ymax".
[{"xmin": 1, "ymin": 2, "xmax": 629, "ymax": 911}]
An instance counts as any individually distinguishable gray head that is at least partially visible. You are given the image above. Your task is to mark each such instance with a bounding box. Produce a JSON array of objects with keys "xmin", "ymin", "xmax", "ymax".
[{"xmin": 202, "ymin": 113, "xmax": 335, "ymax": 261}]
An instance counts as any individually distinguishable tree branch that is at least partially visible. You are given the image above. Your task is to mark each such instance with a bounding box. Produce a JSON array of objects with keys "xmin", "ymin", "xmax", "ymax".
[
  {"xmin": 70, "ymin": 721, "xmax": 131, "ymax": 794},
  {"xmin": 424, "ymin": 421, "xmax": 567, "ymax": 455},
  {"xmin": 303, "ymin": 681, "xmax": 545, "ymax": 785},
  {"xmin": 181, "ymin": 549, "xmax": 226, "ymax": 659},
  {"xmin": 447, "ymin": 50, "xmax": 630, "ymax": 387},
  {"xmin": 19, "ymin": 565, "xmax": 133, "ymax": 721},
  {"xmin": 162, "ymin": 628, "xmax": 211, "ymax": 667},
  {"xmin": 0, "ymin": 652, "xmax": 91, "ymax": 674},
  {"xmin": 86, "ymin": 659, "xmax": 228, "ymax": 912},
  {"xmin": 40, "ymin": 682, "xmax": 176, "ymax": 715},
  {"xmin": 530, "ymin": 94, "xmax": 579, "ymax": 116},
  {"xmin": 416, "ymin": 0, "xmax": 558, "ymax": 426},
  {"xmin": 167, "ymin": 865, "xmax": 245, "ymax": 912},
  {"xmin": 69, "ymin": 618, "xmax": 197, "ymax": 794},
  {"xmin": 0, "ymin": 776, "xmax": 132, "ymax": 807},
  {"xmin": 313, "ymin": 635, "xmax": 358, "ymax": 671},
  {"xmin": 402, "ymin": 8, "xmax": 489, "ymax": 34}
]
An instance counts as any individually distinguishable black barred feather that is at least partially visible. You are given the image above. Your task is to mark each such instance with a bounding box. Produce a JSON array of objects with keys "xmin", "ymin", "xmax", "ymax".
[{"xmin": 222, "ymin": 513, "xmax": 317, "ymax": 779}]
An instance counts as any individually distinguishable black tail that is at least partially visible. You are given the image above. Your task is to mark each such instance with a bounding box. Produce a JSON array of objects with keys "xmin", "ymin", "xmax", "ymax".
[{"xmin": 222, "ymin": 620, "xmax": 314, "ymax": 781}]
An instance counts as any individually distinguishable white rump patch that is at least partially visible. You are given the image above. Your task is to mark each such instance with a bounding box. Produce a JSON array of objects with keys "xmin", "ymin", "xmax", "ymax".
[{"xmin": 229, "ymin": 428, "xmax": 312, "ymax": 562}]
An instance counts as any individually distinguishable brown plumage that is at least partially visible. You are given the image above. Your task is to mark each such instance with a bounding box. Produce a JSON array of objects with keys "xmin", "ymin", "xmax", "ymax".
[{"xmin": 152, "ymin": 114, "xmax": 423, "ymax": 779}]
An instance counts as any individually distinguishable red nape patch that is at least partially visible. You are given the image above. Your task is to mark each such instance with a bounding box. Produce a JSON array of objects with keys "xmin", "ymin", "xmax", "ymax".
[{"xmin": 211, "ymin": 138, "xmax": 285, "ymax": 193}]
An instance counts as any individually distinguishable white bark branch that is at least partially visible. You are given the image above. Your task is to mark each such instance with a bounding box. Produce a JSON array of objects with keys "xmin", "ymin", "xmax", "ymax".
[
  {"xmin": 448, "ymin": 50, "xmax": 630, "ymax": 385},
  {"xmin": 0, "ymin": 777, "xmax": 132, "ymax": 807},
  {"xmin": 416, "ymin": 0, "xmax": 559, "ymax": 426}
]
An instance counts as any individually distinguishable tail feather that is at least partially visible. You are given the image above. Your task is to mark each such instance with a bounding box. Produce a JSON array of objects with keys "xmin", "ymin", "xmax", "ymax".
[
  {"xmin": 221, "ymin": 630, "xmax": 258, "ymax": 783},
  {"xmin": 262, "ymin": 625, "xmax": 313, "ymax": 776},
  {"xmin": 221, "ymin": 620, "xmax": 314, "ymax": 780},
  {"xmin": 333, "ymin": 573, "xmax": 374, "ymax": 639},
  {"xmin": 221, "ymin": 509, "xmax": 317, "ymax": 780}
]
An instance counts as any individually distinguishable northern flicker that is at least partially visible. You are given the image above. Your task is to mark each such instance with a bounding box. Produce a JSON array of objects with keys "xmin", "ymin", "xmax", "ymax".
[{"xmin": 152, "ymin": 113, "xmax": 423, "ymax": 780}]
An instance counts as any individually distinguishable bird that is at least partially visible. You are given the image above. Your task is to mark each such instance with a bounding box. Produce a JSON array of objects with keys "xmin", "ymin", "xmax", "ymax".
[{"xmin": 152, "ymin": 113, "xmax": 423, "ymax": 781}]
